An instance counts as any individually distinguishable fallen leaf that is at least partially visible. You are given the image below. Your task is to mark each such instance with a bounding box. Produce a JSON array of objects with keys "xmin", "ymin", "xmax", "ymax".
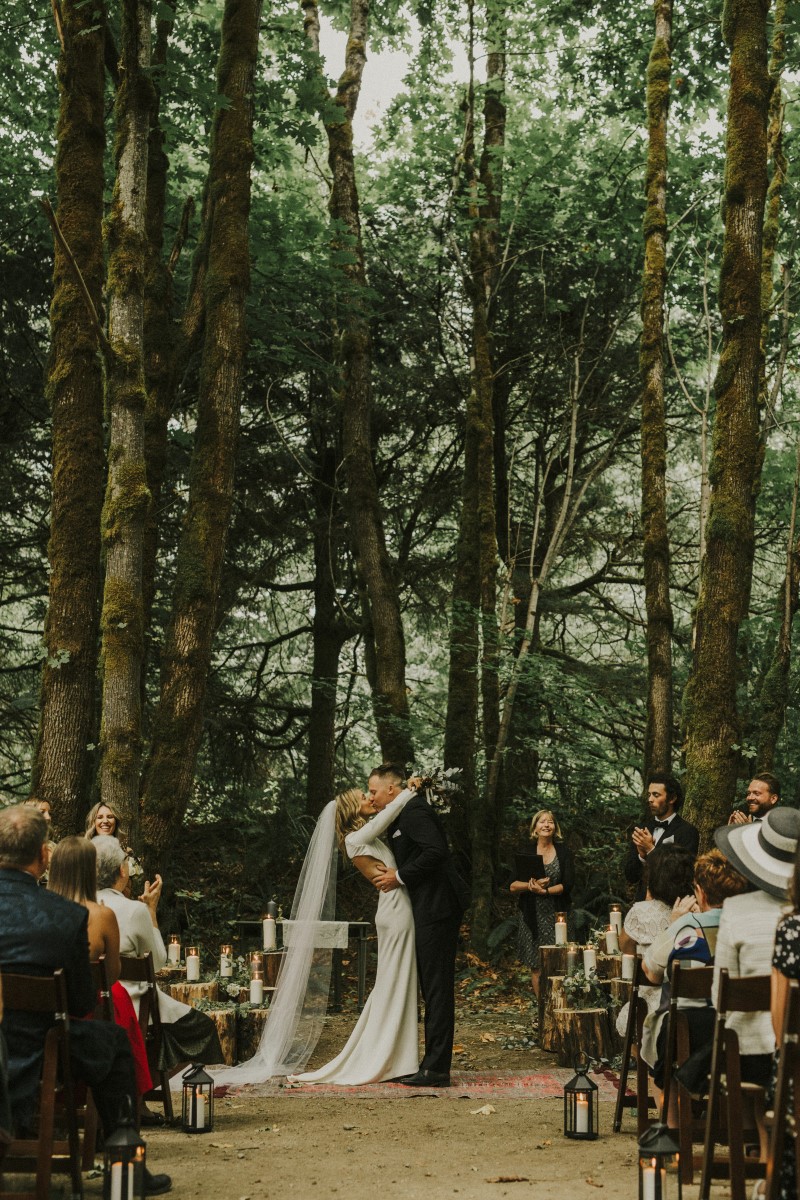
[
  {"xmin": 470, "ymin": 1104, "xmax": 496, "ymax": 1116},
  {"xmin": 486, "ymin": 1176, "xmax": 530, "ymax": 1184},
  {"xmin": 585, "ymin": 1179, "xmax": 604, "ymax": 1188},
  {"xmin": 479, "ymin": 1033, "xmax": 497, "ymax": 1043},
  {"xmin": 453, "ymin": 1043, "xmax": 466, "ymax": 1053}
]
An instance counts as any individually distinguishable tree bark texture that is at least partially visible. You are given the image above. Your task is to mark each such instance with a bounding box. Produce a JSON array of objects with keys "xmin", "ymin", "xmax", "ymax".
[
  {"xmin": 98, "ymin": 0, "xmax": 153, "ymax": 836},
  {"xmin": 758, "ymin": 0, "xmax": 786, "ymax": 441},
  {"xmin": 141, "ymin": 0, "xmax": 262, "ymax": 867},
  {"xmin": 682, "ymin": 0, "xmax": 771, "ymax": 842},
  {"xmin": 324, "ymin": 0, "xmax": 413, "ymax": 765},
  {"xmin": 33, "ymin": 0, "xmax": 106, "ymax": 832},
  {"xmin": 640, "ymin": 0, "xmax": 675, "ymax": 778}
]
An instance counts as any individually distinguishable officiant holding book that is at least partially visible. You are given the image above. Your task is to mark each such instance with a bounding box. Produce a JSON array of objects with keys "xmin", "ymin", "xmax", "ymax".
[{"xmin": 510, "ymin": 809, "xmax": 575, "ymax": 997}]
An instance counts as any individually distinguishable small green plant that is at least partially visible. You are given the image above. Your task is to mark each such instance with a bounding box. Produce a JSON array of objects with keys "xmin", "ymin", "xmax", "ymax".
[{"xmin": 561, "ymin": 968, "xmax": 608, "ymax": 1010}]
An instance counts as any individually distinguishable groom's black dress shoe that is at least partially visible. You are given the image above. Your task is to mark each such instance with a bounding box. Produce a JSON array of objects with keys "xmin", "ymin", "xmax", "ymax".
[
  {"xmin": 399, "ymin": 1070, "xmax": 451, "ymax": 1087},
  {"xmin": 144, "ymin": 1168, "xmax": 173, "ymax": 1195}
]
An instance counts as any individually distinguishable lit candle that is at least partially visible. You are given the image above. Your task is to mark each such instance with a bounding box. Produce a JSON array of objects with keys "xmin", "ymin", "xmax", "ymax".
[
  {"xmin": 566, "ymin": 943, "xmax": 579, "ymax": 976},
  {"xmin": 583, "ymin": 947, "xmax": 597, "ymax": 975},
  {"xmin": 249, "ymin": 975, "xmax": 264, "ymax": 1005},
  {"xmin": 555, "ymin": 914, "xmax": 568, "ymax": 945},
  {"xmin": 605, "ymin": 924, "xmax": 620, "ymax": 955},
  {"xmin": 219, "ymin": 945, "xmax": 233, "ymax": 977},
  {"xmin": 642, "ymin": 1160, "xmax": 657, "ymax": 1200},
  {"xmin": 575, "ymin": 1093, "xmax": 589, "ymax": 1134},
  {"xmin": 262, "ymin": 915, "xmax": 277, "ymax": 951},
  {"xmin": 622, "ymin": 953, "xmax": 636, "ymax": 981},
  {"xmin": 110, "ymin": 1162, "xmax": 122, "ymax": 1200},
  {"xmin": 250, "ymin": 951, "xmax": 264, "ymax": 972},
  {"xmin": 186, "ymin": 947, "xmax": 200, "ymax": 982},
  {"xmin": 194, "ymin": 1088, "xmax": 206, "ymax": 1131},
  {"xmin": 609, "ymin": 905, "xmax": 623, "ymax": 933},
  {"xmin": 167, "ymin": 935, "xmax": 181, "ymax": 965}
]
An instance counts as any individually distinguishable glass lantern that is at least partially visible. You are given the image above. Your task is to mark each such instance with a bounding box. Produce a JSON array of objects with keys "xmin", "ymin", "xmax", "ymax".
[
  {"xmin": 563, "ymin": 1059, "xmax": 599, "ymax": 1140},
  {"xmin": 181, "ymin": 1063, "xmax": 214, "ymax": 1134},
  {"xmin": 103, "ymin": 1099, "xmax": 145, "ymax": 1200},
  {"xmin": 638, "ymin": 1124, "xmax": 681, "ymax": 1200}
]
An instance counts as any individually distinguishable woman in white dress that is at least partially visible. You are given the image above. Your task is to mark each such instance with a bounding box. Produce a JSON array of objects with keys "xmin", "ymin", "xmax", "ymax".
[{"xmin": 289, "ymin": 785, "xmax": 419, "ymax": 1084}]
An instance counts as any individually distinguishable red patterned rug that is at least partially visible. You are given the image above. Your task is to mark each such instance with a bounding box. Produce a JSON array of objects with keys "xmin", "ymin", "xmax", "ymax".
[{"xmin": 225, "ymin": 1068, "xmax": 624, "ymax": 1100}]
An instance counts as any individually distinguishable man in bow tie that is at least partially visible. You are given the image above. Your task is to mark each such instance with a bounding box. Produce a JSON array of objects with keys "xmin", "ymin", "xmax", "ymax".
[
  {"xmin": 728, "ymin": 772, "xmax": 781, "ymax": 825},
  {"xmin": 623, "ymin": 772, "xmax": 700, "ymax": 901}
]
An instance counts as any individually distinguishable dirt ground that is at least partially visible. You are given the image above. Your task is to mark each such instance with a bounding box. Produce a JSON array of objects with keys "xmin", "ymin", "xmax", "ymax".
[{"xmin": 77, "ymin": 1001, "xmax": 728, "ymax": 1200}]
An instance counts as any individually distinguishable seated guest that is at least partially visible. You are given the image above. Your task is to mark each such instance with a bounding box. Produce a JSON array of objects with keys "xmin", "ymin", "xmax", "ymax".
[
  {"xmin": 616, "ymin": 845, "xmax": 696, "ymax": 1037},
  {"xmin": 0, "ymin": 805, "xmax": 170, "ymax": 1194},
  {"xmin": 728, "ymin": 772, "xmax": 782, "ymax": 826},
  {"xmin": 623, "ymin": 772, "xmax": 700, "ymax": 902},
  {"xmin": 767, "ymin": 833, "xmax": 800, "ymax": 1200},
  {"xmin": 94, "ymin": 837, "xmax": 223, "ymax": 1070},
  {"xmin": 48, "ymin": 837, "xmax": 155, "ymax": 1105},
  {"xmin": 713, "ymin": 807, "xmax": 800, "ymax": 1086},
  {"xmin": 640, "ymin": 849, "xmax": 752, "ymax": 1107}
]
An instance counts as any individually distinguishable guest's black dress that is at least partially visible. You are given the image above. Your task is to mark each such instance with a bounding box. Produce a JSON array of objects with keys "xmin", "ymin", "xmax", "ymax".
[
  {"xmin": 514, "ymin": 843, "xmax": 575, "ymax": 968},
  {"xmin": 771, "ymin": 914, "xmax": 800, "ymax": 1200}
]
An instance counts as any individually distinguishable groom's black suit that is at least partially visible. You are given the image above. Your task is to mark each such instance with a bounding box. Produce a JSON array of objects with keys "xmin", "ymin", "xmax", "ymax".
[{"xmin": 390, "ymin": 794, "xmax": 469, "ymax": 1076}]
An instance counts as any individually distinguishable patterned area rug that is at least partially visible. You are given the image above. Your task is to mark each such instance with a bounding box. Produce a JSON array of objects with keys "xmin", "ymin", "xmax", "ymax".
[{"xmin": 223, "ymin": 1068, "xmax": 624, "ymax": 1100}]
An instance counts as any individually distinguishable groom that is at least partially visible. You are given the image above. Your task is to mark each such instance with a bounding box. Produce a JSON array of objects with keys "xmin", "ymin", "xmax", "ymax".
[{"xmin": 369, "ymin": 762, "xmax": 469, "ymax": 1087}]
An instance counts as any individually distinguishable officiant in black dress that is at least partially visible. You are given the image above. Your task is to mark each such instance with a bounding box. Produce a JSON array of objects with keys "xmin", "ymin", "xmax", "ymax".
[{"xmin": 510, "ymin": 809, "xmax": 575, "ymax": 998}]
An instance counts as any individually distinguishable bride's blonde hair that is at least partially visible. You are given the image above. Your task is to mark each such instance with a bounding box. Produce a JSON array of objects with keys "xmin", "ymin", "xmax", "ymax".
[{"xmin": 335, "ymin": 789, "xmax": 367, "ymax": 854}]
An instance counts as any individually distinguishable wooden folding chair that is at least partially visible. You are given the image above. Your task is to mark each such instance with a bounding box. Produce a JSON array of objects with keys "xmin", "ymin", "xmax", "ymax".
[
  {"xmin": 81, "ymin": 956, "xmax": 113, "ymax": 1170},
  {"xmin": 699, "ymin": 969, "xmax": 772, "ymax": 1200},
  {"xmin": 764, "ymin": 978, "xmax": 800, "ymax": 1200},
  {"xmin": 613, "ymin": 957, "xmax": 658, "ymax": 1135},
  {"xmin": 657, "ymin": 962, "xmax": 715, "ymax": 1183},
  {"xmin": 0, "ymin": 969, "xmax": 83, "ymax": 1200},
  {"xmin": 118, "ymin": 953, "xmax": 173, "ymax": 1123}
]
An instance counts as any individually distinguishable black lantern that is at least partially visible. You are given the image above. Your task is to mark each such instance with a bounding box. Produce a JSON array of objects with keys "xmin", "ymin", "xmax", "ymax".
[
  {"xmin": 181, "ymin": 1063, "xmax": 214, "ymax": 1133},
  {"xmin": 563, "ymin": 1059, "xmax": 599, "ymax": 1139},
  {"xmin": 103, "ymin": 1098, "xmax": 145, "ymax": 1200},
  {"xmin": 638, "ymin": 1124, "xmax": 681, "ymax": 1200}
]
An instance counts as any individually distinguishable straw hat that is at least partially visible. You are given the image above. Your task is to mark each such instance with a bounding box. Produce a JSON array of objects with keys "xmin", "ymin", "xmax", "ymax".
[{"xmin": 714, "ymin": 807, "xmax": 800, "ymax": 900}]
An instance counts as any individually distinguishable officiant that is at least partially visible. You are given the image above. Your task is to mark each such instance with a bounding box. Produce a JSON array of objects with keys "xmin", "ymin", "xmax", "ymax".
[{"xmin": 509, "ymin": 809, "xmax": 575, "ymax": 998}]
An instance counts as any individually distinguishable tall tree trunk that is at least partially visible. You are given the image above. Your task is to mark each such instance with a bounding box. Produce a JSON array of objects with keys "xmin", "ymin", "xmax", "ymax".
[
  {"xmin": 682, "ymin": 0, "xmax": 771, "ymax": 843},
  {"xmin": 640, "ymin": 0, "xmax": 675, "ymax": 777},
  {"xmin": 97, "ymin": 0, "xmax": 153, "ymax": 837},
  {"xmin": 324, "ymin": 0, "xmax": 413, "ymax": 764},
  {"xmin": 33, "ymin": 1, "xmax": 106, "ymax": 832},
  {"xmin": 140, "ymin": 0, "xmax": 263, "ymax": 866}
]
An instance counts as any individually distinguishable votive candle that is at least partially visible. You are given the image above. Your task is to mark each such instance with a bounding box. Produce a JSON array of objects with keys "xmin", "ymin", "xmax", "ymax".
[{"xmin": 186, "ymin": 947, "xmax": 200, "ymax": 983}]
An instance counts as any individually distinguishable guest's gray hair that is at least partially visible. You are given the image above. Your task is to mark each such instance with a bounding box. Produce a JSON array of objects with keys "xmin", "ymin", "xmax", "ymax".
[
  {"xmin": 93, "ymin": 835, "xmax": 128, "ymax": 889},
  {"xmin": 0, "ymin": 804, "xmax": 47, "ymax": 868}
]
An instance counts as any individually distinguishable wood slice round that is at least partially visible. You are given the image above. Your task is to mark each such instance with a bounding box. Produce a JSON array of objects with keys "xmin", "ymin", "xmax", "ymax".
[
  {"xmin": 209, "ymin": 1007, "xmax": 237, "ymax": 1066},
  {"xmin": 236, "ymin": 1007, "xmax": 270, "ymax": 1062},
  {"xmin": 549, "ymin": 1005, "xmax": 614, "ymax": 1067},
  {"xmin": 167, "ymin": 980, "xmax": 220, "ymax": 1006}
]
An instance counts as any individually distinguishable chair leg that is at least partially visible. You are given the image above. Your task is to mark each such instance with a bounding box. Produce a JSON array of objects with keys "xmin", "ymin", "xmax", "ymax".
[
  {"xmin": 677, "ymin": 1081, "xmax": 694, "ymax": 1185},
  {"xmin": 699, "ymin": 1027, "xmax": 723, "ymax": 1200},
  {"xmin": 614, "ymin": 1000, "xmax": 637, "ymax": 1133},
  {"xmin": 36, "ymin": 1043, "xmax": 58, "ymax": 1200},
  {"xmin": 82, "ymin": 1093, "xmax": 99, "ymax": 1171},
  {"xmin": 636, "ymin": 1049, "xmax": 651, "ymax": 1138}
]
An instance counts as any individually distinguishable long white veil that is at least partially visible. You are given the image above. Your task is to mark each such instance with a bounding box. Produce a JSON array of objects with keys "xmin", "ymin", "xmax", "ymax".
[{"xmin": 210, "ymin": 800, "xmax": 339, "ymax": 1086}]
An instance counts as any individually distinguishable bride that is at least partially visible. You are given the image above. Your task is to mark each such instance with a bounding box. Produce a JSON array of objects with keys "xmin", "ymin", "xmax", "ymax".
[{"xmin": 211, "ymin": 780, "xmax": 418, "ymax": 1087}]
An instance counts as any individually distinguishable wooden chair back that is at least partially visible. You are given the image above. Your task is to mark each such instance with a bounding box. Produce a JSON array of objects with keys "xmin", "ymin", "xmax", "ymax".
[
  {"xmin": 764, "ymin": 978, "xmax": 800, "ymax": 1200},
  {"xmin": 659, "ymin": 962, "xmax": 714, "ymax": 1123},
  {"xmin": 699, "ymin": 969, "xmax": 772, "ymax": 1200},
  {"xmin": 0, "ymin": 970, "xmax": 83, "ymax": 1200},
  {"xmin": 81, "ymin": 956, "xmax": 113, "ymax": 1170},
  {"xmin": 613, "ymin": 956, "xmax": 657, "ymax": 1135},
  {"xmin": 118, "ymin": 953, "xmax": 173, "ymax": 1123}
]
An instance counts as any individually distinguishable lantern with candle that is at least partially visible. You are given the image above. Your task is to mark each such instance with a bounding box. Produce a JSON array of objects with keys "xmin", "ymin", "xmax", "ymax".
[
  {"xmin": 638, "ymin": 1124, "xmax": 681, "ymax": 1200},
  {"xmin": 181, "ymin": 1063, "xmax": 214, "ymax": 1134},
  {"xmin": 167, "ymin": 934, "xmax": 181, "ymax": 965},
  {"xmin": 563, "ymin": 1060, "xmax": 598, "ymax": 1140},
  {"xmin": 554, "ymin": 913, "xmax": 568, "ymax": 945},
  {"xmin": 219, "ymin": 944, "xmax": 233, "ymax": 978},
  {"xmin": 103, "ymin": 1098, "xmax": 145, "ymax": 1200},
  {"xmin": 185, "ymin": 946, "xmax": 200, "ymax": 983}
]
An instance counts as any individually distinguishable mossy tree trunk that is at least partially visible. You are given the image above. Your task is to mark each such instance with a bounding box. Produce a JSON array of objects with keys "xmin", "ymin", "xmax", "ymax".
[
  {"xmin": 640, "ymin": 0, "xmax": 675, "ymax": 778},
  {"xmin": 324, "ymin": 0, "xmax": 413, "ymax": 764},
  {"xmin": 140, "ymin": 0, "xmax": 262, "ymax": 867},
  {"xmin": 682, "ymin": 0, "xmax": 771, "ymax": 843},
  {"xmin": 444, "ymin": 0, "xmax": 505, "ymax": 956},
  {"xmin": 32, "ymin": 0, "xmax": 106, "ymax": 832},
  {"xmin": 97, "ymin": 0, "xmax": 154, "ymax": 837}
]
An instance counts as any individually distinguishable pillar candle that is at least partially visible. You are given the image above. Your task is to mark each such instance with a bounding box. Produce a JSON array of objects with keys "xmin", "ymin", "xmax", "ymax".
[
  {"xmin": 262, "ymin": 915, "xmax": 277, "ymax": 951},
  {"xmin": 609, "ymin": 906, "xmax": 623, "ymax": 933},
  {"xmin": 194, "ymin": 1089, "xmax": 206, "ymax": 1131},
  {"xmin": 249, "ymin": 976, "xmax": 264, "ymax": 1005},
  {"xmin": 622, "ymin": 953, "xmax": 636, "ymax": 981},
  {"xmin": 110, "ymin": 1162, "xmax": 122, "ymax": 1200},
  {"xmin": 605, "ymin": 925, "xmax": 620, "ymax": 955},
  {"xmin": 575, "ymin": 1094, "xmax": 589, "ymax": 1134},
  {"xmin": 582, "ymin": 947, "xmax": 597, "ymax": 975},
  {"xmin": 219, "ymin": 946, "xmax": 233, "ymax": 977},
  {"xmin": 566, "ymin": 944, "xmax": 579, "ymax": 976},
  {"xmin": 555, "ymin": 917, "xmax": 568, "ymax": 945},
  {"xmin": 186, "ymin": 950, "xmax": 200, "ymax": 982},
  {"xmin": 167, "ymin": 936, "xmax": 181, "ymax": 965}
]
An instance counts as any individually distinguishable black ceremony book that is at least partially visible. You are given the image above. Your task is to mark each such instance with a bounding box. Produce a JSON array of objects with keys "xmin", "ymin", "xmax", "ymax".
[{"xmin": 514, "ymin": 851, "xmax": 546, "ymax": 882}]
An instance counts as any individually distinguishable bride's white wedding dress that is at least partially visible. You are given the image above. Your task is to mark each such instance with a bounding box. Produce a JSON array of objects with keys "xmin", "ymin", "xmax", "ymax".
[{"xmin": 289, "ymin": 789, "xmax": 419, "ymax": 1085}]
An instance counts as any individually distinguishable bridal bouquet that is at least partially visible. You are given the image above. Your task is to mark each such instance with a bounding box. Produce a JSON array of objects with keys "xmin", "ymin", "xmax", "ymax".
[{"xmin": 410, "ymin": 764, "xmax": 462, "ymax": 814}]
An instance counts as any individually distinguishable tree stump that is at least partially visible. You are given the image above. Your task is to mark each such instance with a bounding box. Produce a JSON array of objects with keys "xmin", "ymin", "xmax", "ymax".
[
  {"xmin": 264, "ymin": 951, "xmax": 286, "ymax": 988},
  {"xmin": 595, "ymin": 953, "xmax": 622, "ymax": 980},
  {"xmin": 167, "ymin": 980, "xmax": 219, "ymax": 1006},
  {"xmin": 537, "ymin": 946, "xmax": 569, "ymax": 1031},
  {"xmin": 236, "ymin": 1007, "xmax": 269, "ymax": 1061},
  {"xmin": 209, "ymin": 1007, "xmax": 237, "ymax": 1065},
  {"xmin": 548, "ymin": 1006, "xmax": 614, "ymax": 1067},
  {"xmin": 541, "ymin": 976, "xmax": 567, "ymax": 1052}
]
